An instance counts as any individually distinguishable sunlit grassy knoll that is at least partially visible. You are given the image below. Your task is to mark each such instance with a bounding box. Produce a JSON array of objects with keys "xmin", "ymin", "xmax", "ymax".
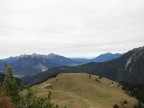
[{"xmin": 32, "ymin": 73, "xmax": 137, "ymax": 108}]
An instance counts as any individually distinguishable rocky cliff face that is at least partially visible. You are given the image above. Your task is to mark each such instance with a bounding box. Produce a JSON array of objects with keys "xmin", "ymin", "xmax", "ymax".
[{"xmin": 123, "ymin": 47, "xmax": 144, "ymax": 83}]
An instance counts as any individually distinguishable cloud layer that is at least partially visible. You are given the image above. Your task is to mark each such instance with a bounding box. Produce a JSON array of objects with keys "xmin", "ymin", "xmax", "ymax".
[{"xmin": 0, "ymin": 0, "xmax": 144, "ymax": 58}]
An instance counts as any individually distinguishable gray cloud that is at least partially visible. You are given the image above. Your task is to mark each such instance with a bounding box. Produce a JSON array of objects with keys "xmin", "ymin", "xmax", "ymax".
[{"xmin": 0, "ymin": 0, "xmax": 144, "ymax": 58}]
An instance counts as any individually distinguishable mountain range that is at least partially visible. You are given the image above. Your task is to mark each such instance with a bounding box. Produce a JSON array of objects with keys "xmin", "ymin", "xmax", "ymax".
[
  {"xmin": 0, "ymin": 53, "xmax": 80, "ymax": 76},
  {"xmin": 0, "ymin": 53, "xmax": 122, "ymax": 76},
  {"xmin": 73, "ymin": 52, "xmax": 121, "ymax": 63},
  {"xmin": 22, "ymin": 46, "xmax": 144, "ymax": 84}
]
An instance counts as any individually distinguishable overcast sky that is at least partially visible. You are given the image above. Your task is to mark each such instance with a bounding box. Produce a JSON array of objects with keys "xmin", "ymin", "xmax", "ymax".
[{"xmin": 0, "ymin": 0, "xmax": 144, "ymax": 58}]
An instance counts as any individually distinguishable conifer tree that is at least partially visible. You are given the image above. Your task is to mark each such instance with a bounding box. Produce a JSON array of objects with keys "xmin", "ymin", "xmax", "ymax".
[
  {"xmin": 3, "ymin": 64, "xmax": 67, "ymax": 108},
  {"xmin": 4, "ymin": 63, "xmax": 20, "ymax": 107}
]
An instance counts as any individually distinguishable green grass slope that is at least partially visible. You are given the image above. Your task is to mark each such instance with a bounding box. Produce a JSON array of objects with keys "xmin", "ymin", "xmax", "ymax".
[{"xmin": 32, "ymin": 73, "xmax": 137, "ymax": 108}]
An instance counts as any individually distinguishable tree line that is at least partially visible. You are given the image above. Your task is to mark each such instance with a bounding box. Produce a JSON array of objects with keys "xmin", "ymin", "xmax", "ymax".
[{"xmin": 121, "ymin": 82, "xmax": 144, "ymax": 108}]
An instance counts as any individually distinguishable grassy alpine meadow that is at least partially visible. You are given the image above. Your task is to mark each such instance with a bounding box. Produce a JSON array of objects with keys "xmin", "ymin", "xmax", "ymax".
[{"xmin": 32, "ymin": 73, "xmax": 137, "ymax": 108}]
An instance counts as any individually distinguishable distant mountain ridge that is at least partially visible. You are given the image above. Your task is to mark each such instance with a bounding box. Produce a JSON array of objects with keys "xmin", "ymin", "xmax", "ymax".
[
  {"xmin": 22, "ymin": 46, "xmax": 144, "ymax": 84},
  {"xmin": 1, "ymin": 56, "xmax": 20, "ymax": 63},
  {"xmin": 91, "ymin": 52, "xmax": 122, "ymax": 62},
  {"xmin": 73, "ymin": 53, "xmax": 122, "ymax": 63},
  {"xmin": 0, "ymin": 53, "xmax": 122, "ymax": 76},
  {"xmin": 0, "ymin": 53, "xmax": 80, "ymax": 76}
]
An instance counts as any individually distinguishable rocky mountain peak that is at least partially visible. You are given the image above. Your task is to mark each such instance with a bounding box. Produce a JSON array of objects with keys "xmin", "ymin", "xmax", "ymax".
[{"xmin": 47, "ymin": 53, "xmax": 60, "ymax": 58}]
